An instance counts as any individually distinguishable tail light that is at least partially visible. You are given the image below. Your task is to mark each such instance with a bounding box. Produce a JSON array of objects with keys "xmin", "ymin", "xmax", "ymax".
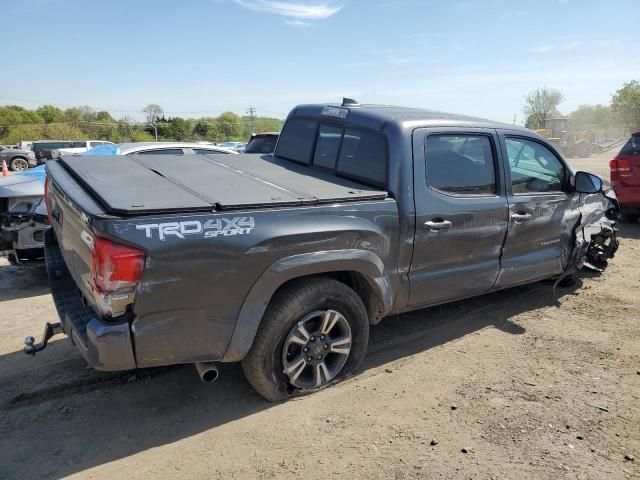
[
  {"xmin": 610, "ymin": 158, "xmax": 631, "ymax": 181},
  {"xmin": 90, "ymin": 237, "xmax": 145, "ymax": 317},
  {"xmin": 44, "ymin": 176, "xmax": 53, "ymax": 224},
  {"xmin": 91, "ymin": 237, "xmax": 145, "ymax": 292}
]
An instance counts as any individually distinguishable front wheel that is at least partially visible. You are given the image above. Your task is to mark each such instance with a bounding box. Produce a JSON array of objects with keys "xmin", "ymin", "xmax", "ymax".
[
  {"xmin": 241, "ymin": 277, "xmax": 369, "ymax": 402},
  {"xmin": 9, "ymin": 157, "xmax": 29, "ymax": 171}
]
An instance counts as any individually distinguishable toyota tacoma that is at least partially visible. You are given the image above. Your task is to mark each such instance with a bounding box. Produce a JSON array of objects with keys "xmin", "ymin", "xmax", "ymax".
[{"xmin": 27, "ymin": 100, "xmax": 619, "ymax": 401}]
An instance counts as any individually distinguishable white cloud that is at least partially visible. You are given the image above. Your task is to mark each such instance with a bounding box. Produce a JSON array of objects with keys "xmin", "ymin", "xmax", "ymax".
[
  {"xmin": 284, "ymin": 19, "xmax": 311, "ymax": 26},
  {"xmin": 230, "ymin": 0, "xmax": 342, "ymax": 20}
]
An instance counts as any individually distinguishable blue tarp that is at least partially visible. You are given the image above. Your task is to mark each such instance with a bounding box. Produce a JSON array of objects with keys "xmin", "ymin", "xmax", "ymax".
[
  {"xmin": 11, "ymin": 165, "xmax": 47, "ymax": 185},
  {"xmin": 78, "ymin": 143, "xmax": 120, "ymax": 156}
]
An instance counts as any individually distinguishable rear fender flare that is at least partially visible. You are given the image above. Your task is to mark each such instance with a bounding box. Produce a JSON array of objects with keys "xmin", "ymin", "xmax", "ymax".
[{"xmin": 221, "ymin": 249, "xmax": 392, "ymax": 362}]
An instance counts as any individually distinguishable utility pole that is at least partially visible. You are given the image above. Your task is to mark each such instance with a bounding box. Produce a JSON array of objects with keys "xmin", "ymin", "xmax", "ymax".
[{"xmin": 246, "ymin": 106, "xmax": 256, "ymax": 134}]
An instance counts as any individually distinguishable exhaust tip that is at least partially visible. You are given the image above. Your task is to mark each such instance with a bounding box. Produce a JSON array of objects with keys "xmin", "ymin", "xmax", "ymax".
[{"xmin": 195, "ymin": 361, "xmax": 219, "ymax": 383}]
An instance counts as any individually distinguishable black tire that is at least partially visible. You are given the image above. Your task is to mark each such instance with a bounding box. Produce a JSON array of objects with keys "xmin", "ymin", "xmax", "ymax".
[
  {"xmin": 621, "ymin": 213, "xmax": 639, "ymax": 224},
  {"xmin": 9, "ymin": 157, "xmax": 29, "ymax": 171},
  {"xmin": 241, "ymin": 277, "xmax": 369, "ymax": 402}
]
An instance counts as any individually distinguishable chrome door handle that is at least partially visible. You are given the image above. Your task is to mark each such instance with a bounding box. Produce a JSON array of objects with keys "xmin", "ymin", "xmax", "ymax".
[
  {"xmin": 424, "ymin": 220, "xmax": 453, "ymax": 232},
  {"xmin": 511, "ymin": 213, "xmax": 532, "ymax": 224}
]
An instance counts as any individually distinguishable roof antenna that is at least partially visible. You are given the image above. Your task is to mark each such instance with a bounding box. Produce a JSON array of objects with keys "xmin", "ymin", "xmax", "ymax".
[{"xmin": 342, "ymin": 97, "xmax": 360, "ymax": 107}]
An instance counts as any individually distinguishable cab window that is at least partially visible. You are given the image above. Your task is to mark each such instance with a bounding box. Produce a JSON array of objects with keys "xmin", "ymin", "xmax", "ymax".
[
  {"xmin": 505, "ymin": 138, "xmax": 565, "ymax": 194},
  {"xmin": 425, "ymin": 134, "xmax": 497, "ymax": 195}
]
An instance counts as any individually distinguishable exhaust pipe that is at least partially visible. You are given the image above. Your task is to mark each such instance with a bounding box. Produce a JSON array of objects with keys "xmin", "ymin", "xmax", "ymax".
[{"xmin": 194, "ymin": 361, "xmax": 219, "ymax": 383}]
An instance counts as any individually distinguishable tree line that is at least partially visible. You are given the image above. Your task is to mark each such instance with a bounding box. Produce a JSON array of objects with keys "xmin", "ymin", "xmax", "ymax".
[
  {"xmin": 523, "ymin": 80, "xmax": 640, "ymax": 140},
  {"xmin": 0, "ymin": 103, "xmax": 283, "ymax": 145}
]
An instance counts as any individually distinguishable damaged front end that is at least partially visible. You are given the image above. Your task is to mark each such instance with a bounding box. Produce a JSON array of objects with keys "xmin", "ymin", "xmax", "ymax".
[
  {"xmin": 0, "ymin": 166, "xmax": 48, "ymax": 264},
  {"xmin": 556, "ymin": 184, "xmax": 620, "ymax": 289}
]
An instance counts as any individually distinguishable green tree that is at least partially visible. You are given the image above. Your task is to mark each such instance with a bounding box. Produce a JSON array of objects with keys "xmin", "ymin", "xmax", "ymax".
[
  {"xmin": 523, "ymin": 87, "xmax": 565, "ymax": 129},
  {"xmin": 63, "ymin": 107, "xmax": 83, "ymax": 125},
  {"xmin": 611, "ymin": 80, "xmax": 640, "ymax": 131},
  {"xmin": 217, "ymin": 112, "xmax": 241, "ymax": 140},
  {"xmin": 0, "ymin": 123, "xmax": 86, "ymax": 144},
  {"xmin": 36, "ymin": 105, "xmax": 64, "ymax": 123},
  {"xmin": 169, "ymin": 117, "xmax": 192, "ymax": 140},
  {"xmin": 96, "ymin": 111, "xmax": 113, "ymax": 122}
]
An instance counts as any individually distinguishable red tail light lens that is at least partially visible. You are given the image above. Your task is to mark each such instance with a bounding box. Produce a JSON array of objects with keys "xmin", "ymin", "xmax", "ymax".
[
  {"xmin": 91, "ymin": 237, "xmax": 145, "ymax": 293},
  {"xmin": 610, "ymin": 158, "xmax": 632, "ymax": 182},
  {"xmin": 610, "ymin": 158, "xmax": 631, "ymax": 173}
]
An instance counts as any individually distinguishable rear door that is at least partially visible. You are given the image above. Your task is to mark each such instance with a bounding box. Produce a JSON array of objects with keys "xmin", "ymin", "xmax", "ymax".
[
  {"xmin": 409, "ymin": 128, "xmax": 509, "ymax": 307},
  {"xmin": 495, "ymin": 133, "xmax": 579, "ymax": 288}
]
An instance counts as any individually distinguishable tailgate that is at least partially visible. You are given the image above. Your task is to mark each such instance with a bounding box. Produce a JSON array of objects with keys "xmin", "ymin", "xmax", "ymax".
[{"xmin": 46, "ymin": 161, "xmax": 102, "ymax": 311}]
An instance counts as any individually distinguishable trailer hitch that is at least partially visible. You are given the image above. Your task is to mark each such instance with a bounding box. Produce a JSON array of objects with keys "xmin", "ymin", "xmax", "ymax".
[{"xmin": 24, "ymin": 322, "xmax": 64, "ymax": 356}]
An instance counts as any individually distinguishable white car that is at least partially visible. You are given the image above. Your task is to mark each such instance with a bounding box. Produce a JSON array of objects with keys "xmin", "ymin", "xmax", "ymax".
[
  {"xmin": 51, "ymin": 140, "xmax": 115, "ymax": 159},
  {"xmin": 218, "ymin": 141, "xmax": 246, "ymax": 153}
]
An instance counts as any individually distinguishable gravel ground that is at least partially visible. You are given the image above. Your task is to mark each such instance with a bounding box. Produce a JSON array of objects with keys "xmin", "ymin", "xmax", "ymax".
[{"xmin": 0, "ymin": 151, "xmax": 638, "ymax": 480}]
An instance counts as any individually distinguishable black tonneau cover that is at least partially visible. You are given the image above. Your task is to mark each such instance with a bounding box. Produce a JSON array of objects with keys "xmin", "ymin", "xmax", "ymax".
[{"xmin": 58, "ymin": 154, "xmax": 387, "ymax": 215}]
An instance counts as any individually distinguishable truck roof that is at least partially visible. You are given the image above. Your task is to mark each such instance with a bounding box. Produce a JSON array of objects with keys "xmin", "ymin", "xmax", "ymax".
[{"xmin": 292, "ymin": 103, "xmax": 531, "ymax": 133}]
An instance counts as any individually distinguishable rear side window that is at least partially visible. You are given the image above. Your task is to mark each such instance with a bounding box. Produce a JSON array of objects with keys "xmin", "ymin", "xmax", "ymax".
[
  {"xmin": 425, "ymin": 134, "xmax": 497, "ymax": 195},
  {"xmin": 620, "ymin": 136, "xmax": 640, "ymax": 156},
  {"xmin": 337, "ymin": 128, "xmax": 387, "ymax": 185},
  {"xmin": 313, "ymin": 125, "xmax": 342, "ymax": 169},
  {"xmin": 245, "ymin": 135, "xmax": 278, "ymax": 154},
  {"xmin": 72, "ymin": 141, "xmax": 87, "ymax": 148},
  {"xmin": 275, "ymin": 118, "xmax": 318, "ymax": 165},
  {"xmin": 90, "ymin": 141, "xmax": 103, "ymax": 147}
]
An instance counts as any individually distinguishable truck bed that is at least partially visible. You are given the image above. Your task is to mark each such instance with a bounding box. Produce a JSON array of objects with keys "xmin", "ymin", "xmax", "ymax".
[{"xmin": 57, "ymin": 153, "xmax": 388, "ymax": 215}]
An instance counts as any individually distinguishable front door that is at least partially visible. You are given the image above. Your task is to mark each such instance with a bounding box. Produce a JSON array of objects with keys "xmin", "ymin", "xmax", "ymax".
[
  {"xmin": 408, "ymin": 128, "xmax": 509, "ymax": 307},
  {"xmin": 495, "ymin": 134, "xmax": 579, "ymax": 288}
]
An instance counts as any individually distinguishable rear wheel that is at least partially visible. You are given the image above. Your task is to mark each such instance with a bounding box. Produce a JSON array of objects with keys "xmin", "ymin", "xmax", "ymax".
[
  {"xmin": 9, "ymin": 157, "xmax": 29, "ymax": 171},
  {"xmin": 241, "ymin": 277, "xmax": 369, "ymax": 402},
  {"xmin": 621, "ymin": 213, "xmax": 639, "ymax": 224}
]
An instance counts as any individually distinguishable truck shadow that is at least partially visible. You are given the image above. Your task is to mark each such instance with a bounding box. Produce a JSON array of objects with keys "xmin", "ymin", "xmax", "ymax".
[
  {"xmin": 0, "ymin": 280, "xmax": 573, "ymax": 479},
  {"xmin": 0, "ymin": 261, "xmax": 49, "ymax": 301},
  {"xmin": 615, "ymin": 221, "xmax": 640, "ymax": 240}
]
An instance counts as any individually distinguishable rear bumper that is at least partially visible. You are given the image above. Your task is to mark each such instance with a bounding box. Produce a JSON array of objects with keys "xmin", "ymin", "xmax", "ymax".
[{"xmin": 45, "ymin": 229, "xmax": 136, "ymax": 371}]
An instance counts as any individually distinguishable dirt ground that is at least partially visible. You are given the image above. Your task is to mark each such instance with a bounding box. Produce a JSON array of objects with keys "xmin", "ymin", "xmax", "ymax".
[{"xmin": 0, "ymin": 150, "xmax": 638, "ymax": 480}]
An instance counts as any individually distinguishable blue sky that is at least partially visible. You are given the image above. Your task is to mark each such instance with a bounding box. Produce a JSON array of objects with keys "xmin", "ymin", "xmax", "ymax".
[{"xmin": 1, "ymin": 0, "xmax": 638, "ymax": 123}]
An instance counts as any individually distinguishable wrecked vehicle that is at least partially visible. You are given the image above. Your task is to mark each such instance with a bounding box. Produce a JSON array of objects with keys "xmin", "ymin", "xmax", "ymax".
[
  {"xmin": 0, "ymin": 166, "xmax": 48, "ymax": 263},
  {"xmin": 28, "ymin": 100, "xmax": 619, "ymax": 401}
]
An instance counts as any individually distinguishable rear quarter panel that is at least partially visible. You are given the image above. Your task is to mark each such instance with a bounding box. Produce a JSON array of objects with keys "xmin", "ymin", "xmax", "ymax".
[{"xmin": 93, "ymin": 199, "xmax": 400, "ymax": 367}]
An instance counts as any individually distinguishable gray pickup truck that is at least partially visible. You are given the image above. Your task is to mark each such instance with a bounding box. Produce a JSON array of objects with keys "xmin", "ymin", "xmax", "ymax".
[{"xmin": 28, "ymin": 100, "xmax": 619, "ymax": 401}]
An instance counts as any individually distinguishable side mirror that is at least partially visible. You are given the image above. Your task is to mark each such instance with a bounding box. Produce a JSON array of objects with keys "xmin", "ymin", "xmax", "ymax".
[{"xmin": 574, "ymin": 171, "xmax": 603, "ymax": 194}]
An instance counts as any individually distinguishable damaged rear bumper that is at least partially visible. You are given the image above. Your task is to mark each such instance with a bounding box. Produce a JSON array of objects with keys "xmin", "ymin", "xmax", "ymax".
[{"xmin": 36, "ymin": 229, "xmax": 137, "ymax": 370}]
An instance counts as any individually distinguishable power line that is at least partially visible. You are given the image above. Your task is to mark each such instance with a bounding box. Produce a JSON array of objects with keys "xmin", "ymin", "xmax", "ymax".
[{"xmin": 246, "ymin": 106, "xmax": 256, "ymax": 133}]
